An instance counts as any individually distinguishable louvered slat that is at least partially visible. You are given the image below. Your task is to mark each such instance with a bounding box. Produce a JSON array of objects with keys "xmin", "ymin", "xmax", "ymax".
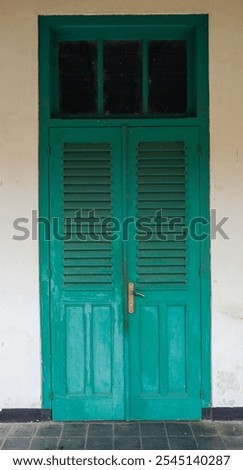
[
  {"xmin": 137, "ymin": 141, "xmax": 187, "ymax": 288},
  {"xmin": 63, "ymin": 142, "xmax": 113, "ymax": 289}
]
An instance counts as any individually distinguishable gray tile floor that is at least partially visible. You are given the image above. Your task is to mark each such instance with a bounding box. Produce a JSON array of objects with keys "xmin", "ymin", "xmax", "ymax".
[{"xmin": 0, "ymin": 421, "xmax": 243, "ymax": 450}]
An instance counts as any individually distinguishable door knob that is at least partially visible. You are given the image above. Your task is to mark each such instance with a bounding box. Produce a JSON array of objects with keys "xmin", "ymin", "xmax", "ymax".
[{"xmin": 128, "ymin": 282, "xmax": 145, "ymax": 314}]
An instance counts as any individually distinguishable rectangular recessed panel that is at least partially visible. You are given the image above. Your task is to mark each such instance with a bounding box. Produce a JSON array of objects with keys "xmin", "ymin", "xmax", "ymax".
[
  {"xmin": 167, "ymin": 306, "xmax": 187, "ymax": 394},
  {"xmin": 104, "ymin": 41, "xmax": 142, "ymax": 114},
  {"xmin": 59, "ymin": 42, "xmax": 97, "ymax": 115},
  {"xmin": 140, "ymin": 306, "xmax": 160, "ymax": 395},
  {"xmin": 92, "ymin": 306, "xmax": 113, "ymax": 395},
  {"xmin": 148, "ymin": 41, "xmax": 187, "ymax": 113},
  {"xmin": 66, "ymin": 306, "xmax": 85, "ymax": 395},
  {"xmin": 137, "ymin": 141, "xmax": 187, "ymax": 289},
  {"xmin": 63, "ymin": 143, "xmax": 113, "ymax": 290}
]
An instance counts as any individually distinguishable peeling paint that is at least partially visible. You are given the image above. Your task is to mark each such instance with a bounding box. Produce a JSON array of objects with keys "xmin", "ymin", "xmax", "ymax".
[
  {"xmin": 220, "ymin": 309, "xmax": 243, "ymax": 320},
  {"xmin": 217, "ymin": 371, "xmax": 241, "ymax": 398}
]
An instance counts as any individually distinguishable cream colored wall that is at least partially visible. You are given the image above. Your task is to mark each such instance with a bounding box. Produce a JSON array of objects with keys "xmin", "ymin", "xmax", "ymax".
[{"xmin": 0, "ymin": 0, "xmax": 243, "ymax": 408}]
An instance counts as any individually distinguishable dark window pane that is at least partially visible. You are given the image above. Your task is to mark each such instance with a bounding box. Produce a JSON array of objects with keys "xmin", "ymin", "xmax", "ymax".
[
  {"xmin": 59, "ymin": 42, "xmax": 97, "ymax": 115},
  {"xmin": 148, "ymin": 41, "xmax": 187, "ymax": 113},
  {"xmin": 104, "ymin": 41, "xmax": 142, "ymax": 115}
]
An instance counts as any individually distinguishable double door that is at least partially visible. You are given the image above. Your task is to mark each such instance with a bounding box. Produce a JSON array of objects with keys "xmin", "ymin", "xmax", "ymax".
[{"xmin": 49, "ymin": 126, "xmax": 201, "ymax": 420}]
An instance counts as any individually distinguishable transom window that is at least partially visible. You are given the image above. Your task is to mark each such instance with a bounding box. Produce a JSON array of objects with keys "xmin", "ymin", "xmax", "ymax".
[
  {"xmin": 45, "ymin": 17, "xmax": 203, "ymax": 119},
  {"xmin": 58, "ymin": 40, "xmax": 188, "ymax": 117}
]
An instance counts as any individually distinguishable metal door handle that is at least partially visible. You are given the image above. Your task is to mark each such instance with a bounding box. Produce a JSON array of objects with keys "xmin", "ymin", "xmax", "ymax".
[
  {"xmin": 128, "ymin": 282, "xmax": 145, "ymax": 314},
  {"xmin": 134, "ymin": 291, "xmax": 145, "ymax": 298}
]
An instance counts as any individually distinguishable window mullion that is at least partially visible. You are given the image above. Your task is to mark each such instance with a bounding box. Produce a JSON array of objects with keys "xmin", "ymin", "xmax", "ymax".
[
  {"xmin": 97, "ymin": 40, "xmax": 104, "ymax": 115},
  {"xmin": 142, "ymin": 39, "xmax": 148, "ymax": 114}
]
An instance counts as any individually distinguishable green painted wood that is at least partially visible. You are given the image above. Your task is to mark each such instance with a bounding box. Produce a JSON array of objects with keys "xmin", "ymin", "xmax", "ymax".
[
  {"xmin": 126, "ymin": 127, "xmax": 201, "ymax": 419},
  {"xmin": 92, "ymin": 306, "xmax": 113, "ymax": 394},
  {"xmin": 50, "ymin": 128, "xmax": 125, "ymax": 420},
  {"xmin": 97, "ymin": 40, "xmax": 104, "ymax": 115},
  {"xmin": 142, "ymin": 39, "xmax": 148, "ymax": 114},
  {"xmin": 40, "ymin": 14, "xmax": 207, "ymax": 29},
  {"xmin": 47, "ymin": 118, "xmax": 203, "ymax": 127},
  {"xmin": 49, "ymin": 126, "xmax": 202, "ymax": 420},
  {"xmin": 167, "ymin": 306, "xmax": 186, "ymax": 393},
  {"xmin": 38, "ymin": 17, "xmax": 52, "ymax": 409},
  {"xmin": 197, "ymin": 17, "xmax": 211, "ymax": 408},
  {"xmin": 140, "ymin": 306, "xmax": 160, "ymax": 394},
  {"xmin": 40, "ymin": 15, "xmax": 205, "ymax": 120},
  {"xmin": 39, "ymin": 14, "xmax": 210, "ymax": 416},
  {"xmin": 66, "ymin": 305, "xmax": 85, "ymax": 394}
]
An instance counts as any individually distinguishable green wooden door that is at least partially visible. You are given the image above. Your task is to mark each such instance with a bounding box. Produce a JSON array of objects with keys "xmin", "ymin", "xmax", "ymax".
[
  {"xmin": 126, "ymin": 127, "xmax": 201, "ymax": 419},
  {"xmin": 49, "ymin": 126, "xmax": 201, "ymax": 420},
  {"xmin": 50, "ymin": 128, "xmax": 125, "ymax": 420}
]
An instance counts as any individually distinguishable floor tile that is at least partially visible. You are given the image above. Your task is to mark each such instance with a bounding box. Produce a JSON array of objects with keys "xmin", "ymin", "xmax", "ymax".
[
  {"xmin": 36, "ymin": 423, "xmax": 62, "ymax": 437},
  {"xmin": 142, "ymin": 437, "xmax": 169, "ymax": 450},
  {"xmin": 166, "ymin": 423, "xmax": 193, "ymax": 437},
  {"xmin": 115, "ymin": 423, "xmax": 139, "ymax": 436},
  {"xmin": 62, "ymin": 423, "xmax": 88, "ymax": 436},
  {"xmin": 223, "ymin": 436, "xmax": 243, "ymax": 450},
  {"xmin": 1, "ymin": 420, "xmax": 243, "ymax": 451},
  {"xmin": 169, "ymin": 437, "xmax": 197, "ymax": 450},
  {"xmin": 114, "ymin": 437, "xmax": 141, "ymax": 450},
  {"xmin": 217, "ymin": 422, "xmax": 243, "ymax": 436},
  {"xmin": 191, "ymin": 422, "xmax": 220, "ymax": 436},
  {"xmin": 29, "ymin": 437, "xmax": 59, "ymax": 450},
  {"xmin": 89, "ymin": 423, "xmax": 113, "ymax": 436},
  {"xmin": 58, "ymin": 437, "xmax": 85, "ymax": 450},
  {"xmin": 2, "ymin": 437, "xmax": 31, "ymax": 450},
  {"xmin": 8, "ymin": 423, "xmax": 38, "ymax": 437},
  {"xmin": 196, "ymin": 437, "xmax": 226, "ymax": 450},
  {"xmin": 86, "ymin": 437, "xmax": 113, "ymax": 450},
  {"xmin": 0, "ymin": 424, "xmax": 11, "ymax": 437},
  {"xmin": 140, "ymin": 423, "xmax": 166, "ymax": 436}
]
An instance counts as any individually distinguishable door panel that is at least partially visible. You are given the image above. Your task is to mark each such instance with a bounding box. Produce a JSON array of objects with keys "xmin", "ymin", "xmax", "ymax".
[
  {"xmin": 50, "ymin": 128, "xmax": 125, "ymax": 420},
  {"xmin": 50, "ymin": 126, "xmax": 201, "ymax": 420},
  {"xmin": 127, "ymin": 128, "xmax": 201, "ymax": 419}
]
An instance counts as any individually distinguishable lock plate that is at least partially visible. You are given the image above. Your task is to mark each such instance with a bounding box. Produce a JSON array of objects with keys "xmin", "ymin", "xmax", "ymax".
[{"xmin": 128, "ymin": 282, "xmax": 135, "ymax": 314}]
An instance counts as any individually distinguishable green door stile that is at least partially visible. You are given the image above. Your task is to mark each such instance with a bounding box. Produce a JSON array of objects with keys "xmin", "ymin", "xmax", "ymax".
[{"xmin": 49, "ymin": 125, "xmax": 202, "ymax": 421}]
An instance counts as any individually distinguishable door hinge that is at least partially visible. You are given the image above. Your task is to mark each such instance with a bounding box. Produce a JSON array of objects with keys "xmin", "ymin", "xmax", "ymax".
[
  {"xmin": 199, "ymin": 267, "xmax": 201, "ymax": 277},
  {"xmin": 49, "ymin": 391, "xmax": 53, "ymax": 401},
  {"xmin": 198, "ymin": 145, "xmax": 202, "ymax": 157},
  {"xmin": 200, "ymin": 389, "xmax": 204, "ymax": 400},
  {"xmin": 47, "ymin": 145, "xmax": 51, "ymax": 157}
]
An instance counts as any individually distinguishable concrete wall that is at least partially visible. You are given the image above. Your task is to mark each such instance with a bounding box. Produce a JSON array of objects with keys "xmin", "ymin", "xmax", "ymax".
[{"xmin": 0, "ymin": 0, "xmax": 243, "ymax": 409}]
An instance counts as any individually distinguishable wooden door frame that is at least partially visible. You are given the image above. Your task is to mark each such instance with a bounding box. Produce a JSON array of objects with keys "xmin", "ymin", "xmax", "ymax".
[{"xmin": 39, "ymin": 14, "xmax": 210, "ymax": 416}]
